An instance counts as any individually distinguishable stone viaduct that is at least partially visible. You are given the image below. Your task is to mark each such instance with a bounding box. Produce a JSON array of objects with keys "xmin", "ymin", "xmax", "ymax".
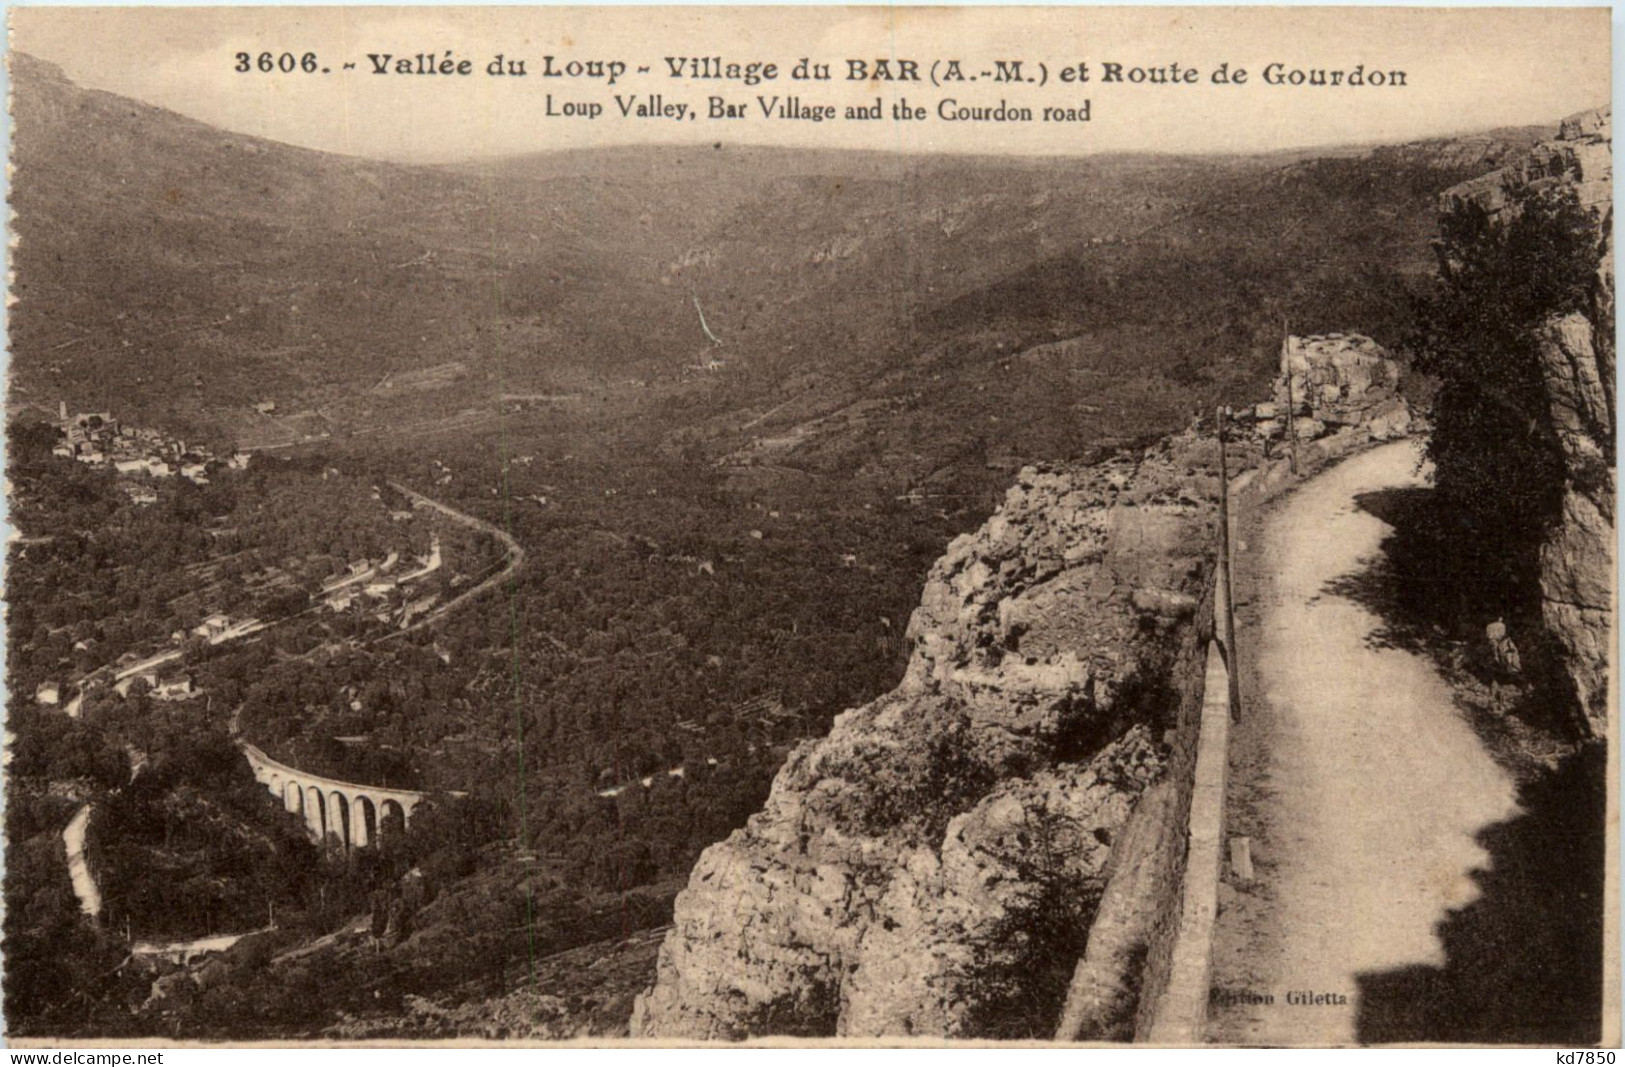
[{"xmin": 240, "ymin": 742, "xmax": 426, "ymax": 853}]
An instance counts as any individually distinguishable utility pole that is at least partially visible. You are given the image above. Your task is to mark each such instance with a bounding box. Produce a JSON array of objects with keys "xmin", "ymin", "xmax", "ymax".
[
  {"xmin": 1216, "ymin": 405, "xmax": 1241, "ymax": 722},
  {"xmin": 1282, "ymin": 329, "xmax": 1300, "ymax": 477}
]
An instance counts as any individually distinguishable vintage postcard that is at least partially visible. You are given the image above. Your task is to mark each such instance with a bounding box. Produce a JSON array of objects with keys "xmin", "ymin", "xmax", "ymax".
[{"xmin": 2, "ymin": 5, "xmax": 1615, "ymax": 1047}]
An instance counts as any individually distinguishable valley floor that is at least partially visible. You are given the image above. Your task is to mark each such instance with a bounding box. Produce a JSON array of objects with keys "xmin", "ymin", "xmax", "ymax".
[{"xmin": 1206, "ymin": 441, "xmax": 1574, "ymax": 1046}]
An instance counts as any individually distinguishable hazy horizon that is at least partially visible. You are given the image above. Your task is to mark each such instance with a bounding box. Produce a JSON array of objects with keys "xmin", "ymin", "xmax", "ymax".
[
  {"xmin": 13, "ymin": 43, "xmax": 1591, "ymax": 171},
  {"xmin": 9, "ymin": 6, "xmax": 1611, "ymax": 164}
]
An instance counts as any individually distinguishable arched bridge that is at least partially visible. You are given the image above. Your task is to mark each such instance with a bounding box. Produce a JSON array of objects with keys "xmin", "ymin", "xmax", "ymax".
[{"xmin": 240, "ymin": 742, "xmax": 427, "ymax": 853}]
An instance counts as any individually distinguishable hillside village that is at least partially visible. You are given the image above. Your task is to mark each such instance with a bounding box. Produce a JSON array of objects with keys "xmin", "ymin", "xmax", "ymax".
[
  {"xmin": 54, "ymin": 402, "xmax": 249, "ymax": 496},
  {"xmin": 28, "ymin": 409, "xmax": 476, "ymax": 727}
]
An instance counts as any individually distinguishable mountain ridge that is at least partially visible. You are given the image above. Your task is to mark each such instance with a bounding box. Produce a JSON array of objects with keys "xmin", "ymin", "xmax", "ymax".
[{"xmin": 9, "ymin": 48, "xmax": 1546, "ymax": 460}]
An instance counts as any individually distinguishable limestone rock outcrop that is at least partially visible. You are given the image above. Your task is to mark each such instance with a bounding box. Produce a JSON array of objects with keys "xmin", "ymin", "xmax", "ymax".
[
  {"xmin": 632, "ymin": 436, "xmax": 1225, "ymax": 1039},
  {"xmin": 1442, "ymin": 106, "xmax": 1614, "ymax": 736},
  {"xmin": 1442, "ymin": 106, "xmax": 1612, "ymax": 219},
  {"xmin": 1243, "ymin": 333, "xmax": 1412, "ymax": 446}
]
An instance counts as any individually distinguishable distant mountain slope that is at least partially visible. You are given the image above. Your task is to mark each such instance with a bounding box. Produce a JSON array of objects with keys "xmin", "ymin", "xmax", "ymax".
[
  {"xmin": 10, "ymin": 51, "xmax": 1544, "ymax": 456},
  {"xmin": 8, "ymin": 53, "xmax": 689, "ymax": 434}
]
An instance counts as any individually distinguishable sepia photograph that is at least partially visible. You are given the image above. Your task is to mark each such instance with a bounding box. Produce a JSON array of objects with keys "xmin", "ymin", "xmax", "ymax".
[{"xmin": 1, "ymin": 5, "xmax": 1615, "ymax": 1047}]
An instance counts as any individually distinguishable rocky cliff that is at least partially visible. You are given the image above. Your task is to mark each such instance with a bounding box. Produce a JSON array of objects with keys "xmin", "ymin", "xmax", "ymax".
[
  {"xmin": 1251, "ymin": 332, "xmax": 1414, "ymax": 445},
  {"xmin": 633, "ymin": 435, "xmax": 1223, "ymax": 1039},
  {"xmin": 633, "ymin": 335, "xmax": 1413, "ymax": 1039},
  {"xmin": 1443, "ymin": 106, "xmax": 1614, "ymax": 737}
]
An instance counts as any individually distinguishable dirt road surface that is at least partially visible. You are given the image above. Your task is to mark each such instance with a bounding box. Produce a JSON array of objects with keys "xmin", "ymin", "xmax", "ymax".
[
  {"xmin": 1208, "ymin": 440, "xmax": 1521, "ymax": 1046},
  {"xmin": 63, "ymin": 804, "xmax": 102, "ymax": 918}
]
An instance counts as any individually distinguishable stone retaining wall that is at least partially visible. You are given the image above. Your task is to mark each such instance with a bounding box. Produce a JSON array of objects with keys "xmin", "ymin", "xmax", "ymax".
[{"xmin": 1125, "ymin": 416, "xmax": 1414, "ymax": 1043}]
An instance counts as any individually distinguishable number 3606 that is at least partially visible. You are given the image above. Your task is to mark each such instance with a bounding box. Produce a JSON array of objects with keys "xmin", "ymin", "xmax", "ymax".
[{"xmin": 235, "ymin": 52, "xmax": 321, "ymax": 73}]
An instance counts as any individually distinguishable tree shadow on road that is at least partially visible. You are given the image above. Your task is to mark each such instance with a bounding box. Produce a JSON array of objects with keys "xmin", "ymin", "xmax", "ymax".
[
  {"xmin": 1322, "ymin": 484, "xmax": 1605, "ymax": 1044},
  {"xmin": 1353, "ymin": 740, "xmax": 1605, "ymax": 1045},
  {"xmin": 1326, "ymin": 485, "xmax": 1578, "ymax": 742},
  {"xmin": 1327, "ymin": 486, "xmax": 1490, "ymax": 655}
]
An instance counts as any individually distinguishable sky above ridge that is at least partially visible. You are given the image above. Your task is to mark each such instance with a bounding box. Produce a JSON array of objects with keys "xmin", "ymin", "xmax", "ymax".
[{"xmin": 11, "ymin": 6, "xmax": 1612, "ymax": 163}]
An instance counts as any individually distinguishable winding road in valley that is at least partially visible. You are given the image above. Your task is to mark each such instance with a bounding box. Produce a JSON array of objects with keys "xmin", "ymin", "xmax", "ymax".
[
  {"xmin": 1208, "ymin": 440, "xmax": 1521, "ymax": 1046},
  {"xmin": 377, "ymin": 480, "xmax": 524, "ymax": 642},
  {"xmin": 63, "ymin": 805, "xmax": 102, "ymax": 919}
]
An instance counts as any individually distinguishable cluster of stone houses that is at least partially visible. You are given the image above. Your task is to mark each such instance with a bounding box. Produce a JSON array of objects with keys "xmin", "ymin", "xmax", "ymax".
[
  {"xmin": 37, "ymin": 657, "xmax": 196, "ymax": 715},
  {"xmin": 190, "ymin": 613, "xmax": 267, "ymax": 646},
  {"xmin": 33, "ymin": 610, "xmax": 274, "ymax": 714},
  {"xmin": 112, "ymin": 664, "xmax": 196, "ymax": 701},
  {"xmin": 319, "ymin": 535, "xmax": 445, "ymax": 630},
  {"xmin": 51, "ymin": 404, "xmax": 250, "ymax": 502}
]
